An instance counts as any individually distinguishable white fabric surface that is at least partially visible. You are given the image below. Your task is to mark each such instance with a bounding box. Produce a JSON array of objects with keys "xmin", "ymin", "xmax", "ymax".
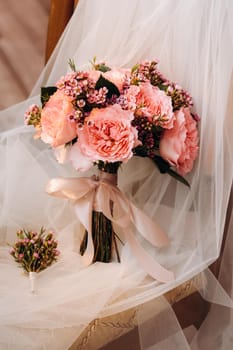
[{"xmin": 0, "ymin": 0, "xmax": 233, "ymax": 349}]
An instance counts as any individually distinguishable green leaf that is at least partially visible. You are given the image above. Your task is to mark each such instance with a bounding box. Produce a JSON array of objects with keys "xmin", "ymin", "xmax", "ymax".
[
  {"xmin": 152, "ymin": 155, "xmax": 190, "ymax": 187},
  {"xmin": 90, "ymin": 56, "xmax": 111, "ymax": 72},
  {"xmin": 167, "ymin": 169, "xmax": 190, "ymax": 187},
  {"xmin": 95, "ymin": 75, "xmax": 120, "ymax": 98},
  {"xmin": 157, "ymin": 84, "xmax": 167, "ymax": 91},
  {"xmin": 65, "ymin": 137, "xmax": 78, "ymax": 147},
  {"xmin": 41, "ymin": 86, "xmax": 57, "ymax": 106},
  {"xmin": 153, "ymin": 155, "xmax": 170, "ymax": 173},
  {"xmin": 68, "ymin": 58, "xmax": 76, "ymax": 72},
  {"xmin": 131, "ymin": 64, "xmax": 139, "ymax": 73},
  {"xmin": 133, "ymin": 145, "xmax": 148, "ymax": 157},
  {"xmin": 95, "ymin": 64, "xmax": 111, "ymax": 72}
]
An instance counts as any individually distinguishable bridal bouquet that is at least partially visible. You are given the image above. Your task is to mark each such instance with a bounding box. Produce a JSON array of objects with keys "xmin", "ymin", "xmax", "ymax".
[{"xmin": 25, "ymin": 58, "xmax": 199, "ymax": 282}]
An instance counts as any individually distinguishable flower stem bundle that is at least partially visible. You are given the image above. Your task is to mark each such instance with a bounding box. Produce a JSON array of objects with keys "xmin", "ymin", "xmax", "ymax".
[
  {"xmin": 80, "ymin": 211, "xmax": 115, "ymax": 263},
  {"xmin": 80, "ymin": 163, "xmax": 121, "ymax": 263}
]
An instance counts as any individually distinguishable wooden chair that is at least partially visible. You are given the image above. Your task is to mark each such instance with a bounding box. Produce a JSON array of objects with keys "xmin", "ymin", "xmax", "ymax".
[
  {"xmin": 45, "ymin": 1, "xmax": 233, "ymax": 347},
  {"xmin": 45, "ymin": 0, "xmax": 79, "ymax": 62}
]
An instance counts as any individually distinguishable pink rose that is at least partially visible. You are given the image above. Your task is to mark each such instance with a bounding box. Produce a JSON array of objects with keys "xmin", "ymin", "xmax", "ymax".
[
  {"xmin": 160, "ymin": 108, "xmax": 199, "ymax": 175},
  {"xmin": 73, "ymin": 104, "xmax": 139, "ymax": 166},
  {"xmin": 126, "ymin": 83, "xmax": 174, "ymax": 129},
  {"xmin": 89, "ymin": 68, "xmax": 129, "ymax": 92},
  {"xmin": 40, "ymin": 90, "xmax": 77, "ymax": 147}
]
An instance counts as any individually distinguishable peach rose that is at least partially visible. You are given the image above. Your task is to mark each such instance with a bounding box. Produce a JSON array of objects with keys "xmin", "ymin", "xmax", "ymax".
[
  {"xmin": 40, "ymin": 90, "xmax": 77, "ymax": 147},
  {"xmin": 89, "ymin": 68, "xmax": 129, "ymax": 92},
  {"xmin": 126, "ymin": 82, "xmax": 174, "ymax": 129},
  {"xmin": 75, "ymin": 104, "xmax": 139, "ymax": 164},
  {"xmin": 159, "ymin": 108, "xmax": 199, "ymax": 175}
]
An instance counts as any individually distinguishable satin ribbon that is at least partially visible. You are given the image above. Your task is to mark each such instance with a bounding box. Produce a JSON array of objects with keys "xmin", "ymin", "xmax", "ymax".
[{"xmin": 46, "ymin": 174, "xmax": 174, "ymax": 283}]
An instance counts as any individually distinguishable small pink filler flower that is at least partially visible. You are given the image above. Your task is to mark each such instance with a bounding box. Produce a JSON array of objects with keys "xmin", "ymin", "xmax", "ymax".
[{"xmin": 159, "ymin": 108, "xmax": 199, "ymax": 175}]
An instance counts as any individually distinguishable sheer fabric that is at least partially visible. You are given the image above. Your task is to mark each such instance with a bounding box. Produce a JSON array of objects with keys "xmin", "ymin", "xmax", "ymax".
[{"xmin": 0, "ymin": 1, "xmax": 233, "ymax": 349}]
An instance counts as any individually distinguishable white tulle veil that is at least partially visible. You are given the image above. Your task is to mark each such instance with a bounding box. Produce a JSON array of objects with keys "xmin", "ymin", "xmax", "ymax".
[{"xmin": 0, "ymin": 0, "xmax": 233, "ymax": 349}]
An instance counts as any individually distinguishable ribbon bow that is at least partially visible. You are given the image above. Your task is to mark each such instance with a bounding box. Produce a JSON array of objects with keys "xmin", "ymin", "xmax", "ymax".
[{"xmin": 46, "ymin": 174, "xmax": 174, "ymax": 283}]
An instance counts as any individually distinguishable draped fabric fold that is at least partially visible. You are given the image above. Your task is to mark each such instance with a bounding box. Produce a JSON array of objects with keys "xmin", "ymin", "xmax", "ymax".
[
  {"xmin": 46, "ymin": 176, "xmax": 174, "ymax": 283},
  {"xmin": 1, "ymin": 0, "xmax": 233, "ymax": 349}
]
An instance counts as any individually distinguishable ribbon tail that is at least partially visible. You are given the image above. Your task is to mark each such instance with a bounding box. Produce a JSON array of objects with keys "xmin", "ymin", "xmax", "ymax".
[
  {"xmin": 108, "ymin": 187, "xmax": 170, "ymax": 248},
  {"xmin": 130, "ymin": 203, "xmax": 170, "ymax": 247},
  {"xmin": 127, "ymin": 230, "xmax": 175, "ymax": 283}
]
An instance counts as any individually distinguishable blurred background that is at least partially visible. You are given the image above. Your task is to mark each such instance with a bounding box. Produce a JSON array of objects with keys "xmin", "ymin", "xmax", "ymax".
[{"xmin": 0, "ymin": 0, "xmax": 50, "ymax": 110}]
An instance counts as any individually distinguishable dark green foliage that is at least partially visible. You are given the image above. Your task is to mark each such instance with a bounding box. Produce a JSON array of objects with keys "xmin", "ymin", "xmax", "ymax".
[
  {"xmin": 41, "ymin": 86, "xmax": 57, "ymax": 107},
  {"xmin": 95, "ymin": 75, "xmax": 120, "ymax": 98}
]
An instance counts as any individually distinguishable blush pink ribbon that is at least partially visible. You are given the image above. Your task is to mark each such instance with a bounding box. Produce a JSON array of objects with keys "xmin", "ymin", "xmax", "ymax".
[{"xmin": 46, "ymin": 174, "xmax": 174, "ymax": 283}]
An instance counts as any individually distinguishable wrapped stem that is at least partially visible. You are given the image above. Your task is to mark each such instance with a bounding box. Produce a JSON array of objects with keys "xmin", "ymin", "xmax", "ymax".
[
  {"xmin": 29, "ymin": 271, "xmax": 37, "ymax": 293},
  {"xmin": 80, "ymin": 163, "xmax": 121, "ymax": 263},
  {"xmin": 80, "ymin": 211, "xmax": 113, "ymax": 262}
]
